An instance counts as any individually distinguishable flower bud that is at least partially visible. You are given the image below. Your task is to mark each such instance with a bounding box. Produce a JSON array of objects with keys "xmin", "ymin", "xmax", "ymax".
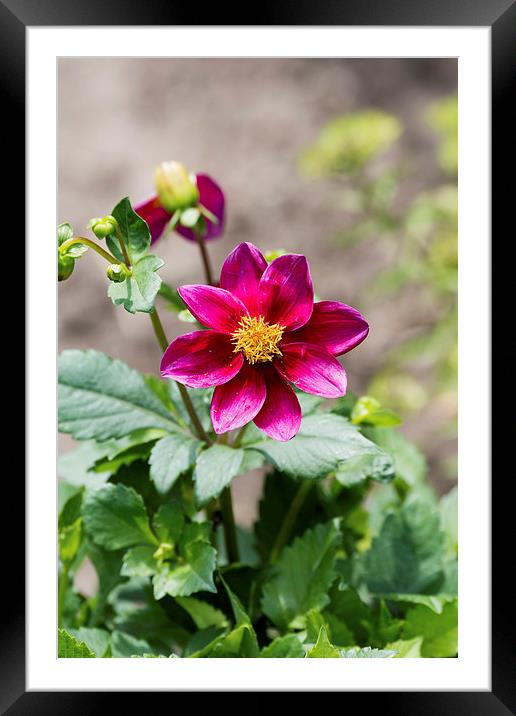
[
  {"xmin": 58, "ymin": 254, "xmax": 75, "ymax": 281},
  {"xmin": 154, "ymin": 161, "xmax": 200, "ymax": 212},
  {"xmin": 89, "ymin": 215, "xmax": 118, "ymax": 239},
  {"xmin": 106, "ymin": 263, "xmax": 131, "ymax": 283}
]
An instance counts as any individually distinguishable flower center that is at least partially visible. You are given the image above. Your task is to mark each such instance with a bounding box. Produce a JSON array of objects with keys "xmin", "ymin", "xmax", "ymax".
[{"xmin": 231, "ymin": 315, "xmax": 284, "ymax": 364}]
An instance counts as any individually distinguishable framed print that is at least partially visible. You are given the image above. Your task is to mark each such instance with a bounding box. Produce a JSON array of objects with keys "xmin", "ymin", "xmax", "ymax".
[{"xmin": 3, "ymin": 0, "xmax": 512, "ymax": 710}]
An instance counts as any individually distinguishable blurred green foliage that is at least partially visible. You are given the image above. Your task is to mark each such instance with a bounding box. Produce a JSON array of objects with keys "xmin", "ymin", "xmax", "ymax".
[{"xmin": 299, "ymin": 96, "xmax": 458, "ymax": 481}]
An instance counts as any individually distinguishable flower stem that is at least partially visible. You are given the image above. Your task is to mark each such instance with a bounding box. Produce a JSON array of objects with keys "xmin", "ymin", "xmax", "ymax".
[
  {"xmin": 149, "ymin": 307, "xmax": 210, "ymax": 443},
  {"xmin": 59, "ymin": 237, "xmax": 119, "ymax": 264},
  {"xmin": 232, "ymin": 424, "xmax": 249, "ymax": 448},
  {"xmin": 269, "ymin": 480, "xmax": 313, "ymax": 565},
  {"xmin": 194, "ymin": 226, "xmax": 214, "ymax": 285},
  {"xmin": 219, "ymin": 485, "xmax": 240, "ymax": 564},
  {"xmin": 115, "ymin": 228, "xmax": 132, "ymax": 267}
]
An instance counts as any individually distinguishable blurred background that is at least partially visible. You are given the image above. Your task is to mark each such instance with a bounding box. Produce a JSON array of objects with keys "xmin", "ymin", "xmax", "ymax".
[{"xmin": 58, "ymin": 58, "xmax": 457, "ymax": 523}]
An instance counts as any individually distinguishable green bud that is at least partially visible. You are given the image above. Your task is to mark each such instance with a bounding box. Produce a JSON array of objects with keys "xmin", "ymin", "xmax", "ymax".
[
  {"xmin": 106, "ymin": 263, "xmax": 131, "ymax": 283},
  {"xmin": 154, "ymin": 161, "xmax": 199, "ymax": 212},
  {"xmin": 58, "ymin": 253, "xmax": 75, "ymax": 281},
  {"xmin": 264, "ymin": 248, "xmax": 288, "ymax": 263},
  {"xmin": 153, "ymin": 543, "xmax": 173, "ymax": 561},
  {"xmin": 89, "ymin": 215, "xmax": 118, "ymax": 239}
]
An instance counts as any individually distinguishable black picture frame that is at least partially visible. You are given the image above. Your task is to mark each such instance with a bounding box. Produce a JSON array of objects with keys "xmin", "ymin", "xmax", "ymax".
[{"xmin": 5, "ymin": 0, "xmax": 513, "ymax": 711}]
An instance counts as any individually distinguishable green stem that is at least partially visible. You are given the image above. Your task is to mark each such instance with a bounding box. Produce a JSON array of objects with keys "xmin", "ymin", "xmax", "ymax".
[
  {"xmin": 149, "ymin": 307, "xmax": 210, "ymax": 444},
  {"xmin": 219, "ymin": 485, "xmax": 239, "ymax": 563},
  {"xmin": 269, "ymin": 481, "xmax": 313, "ymax": 565},
  {"xmin": 115, "ymin": 227, "xmax": 132, "ymax": 267},
  {"xmin": 194, "ymin": 226, "xmax": 214, "ymax": 285},
  {"xmin": 161, "ymin": 210, "xmax": 181, "ymax": 241},
  {"xmin": 59, "ymin": 237, "xmax": 119, "ymax": 264},
  {"xmin": 199, "ymin": 203, "xmax": 219, "ymax": 224}
]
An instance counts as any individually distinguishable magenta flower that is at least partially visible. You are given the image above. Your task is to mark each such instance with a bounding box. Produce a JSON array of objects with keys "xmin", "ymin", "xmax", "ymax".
[
  {"xmin": 160, "ymin": 243, "xmax": 369, "ymax": 441},
  {"xmin": 135, "ymin": 174, "xmax": 225, "ymax": 244}
]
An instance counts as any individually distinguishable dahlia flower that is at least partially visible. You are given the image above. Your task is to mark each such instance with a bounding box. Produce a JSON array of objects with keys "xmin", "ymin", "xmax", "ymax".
[
  {"xmin": 160, "ymin": 242, "xmax": 368, "ymax": 441},
  {"xmin": 135, "ymin": 169, "xmax": 225, "ymax": 244}
]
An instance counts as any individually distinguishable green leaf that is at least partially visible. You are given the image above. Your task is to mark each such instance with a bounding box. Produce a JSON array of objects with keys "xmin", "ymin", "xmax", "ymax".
[
  {"xmin": 386, "ymin": 637, "xmax": 423, "ymax": 658},
  {"xmin": 153, "ymin": 541, "xmax": 217, "ymax": 599},
  {"xmin": 440, "ymin": 486, "xmax": 458, "ymax": 556},
  {"xmin": 361, "ymin": 497, "xmax": 445, "ymax": 595},
  {"xmin": 111, "ymin": 196, "xmax": 151, "ymax": 262},
  {"xmin": 326, "ymin": 584, "xmax": 374, "ymax": 646},
  {"xmin": 149, "ymin": 434, "xmax": 201, "ymax": 495},
  {"xmin": 70, "ymin": 628, "xmax": 111, "ymax": 657},
  {"xmin": 261, "ymin": 519, "xmax": 341, "ymax": 630},
  {"xmin": 59, "ymin": 518, "xmax": 82, "ymax": 564},
  {"xmin": 175, "ymin": 597, "xmax": 229, "ymax": 630},
  {"xmin": 402, "ymin": 600, "xmax": 458, "ymax": 657},
  {"xmin": 108, "ymin": 255, "xmax": 164, "ymax": 314},
  {"xmin": 305, "ymin": 626, "xmax": 341, "ymax": 658},
  {"xmin": 383, "ymin": 593, "xmax": 456, "ymax": 615},
  {"xmin": 152, "ymin": 501, "xmax": 185, "ymax": 546},
  {"xmin": 83, "ymin": 483, "xmax": 158, "ymax": 550},
  {"xmin": 193, "ymin": 445, "xmax": 245, "ymax": 506},
  {"xmin": 261, "ymin": 634, "xmax": 305, "ymax": 658},
  {"xmin": 335, "ymin": 450, "xmax": 395, "ymax": 487},
  {"xmin": 111, "ymin": 630, "xmax": 156, "ymax": 658},
  {"xmin": 58, "ymin": 350, "xmax": 179, "ymax": 441},
  {"xmin": 58, "ymin": 442, "xmax": 113, "ymax": 489},
  {"xmin": 339, "ymin": 646, "xmax": 397, "ymax": 658},
  {"xmin": 249, "ymin": 414, "xmax": 394, "ymax": 481},
  {"xmin": 364, "ymin": 427, "xmax": 426, "ymax": 488},
  {"xmin": 58, "ymin": 628, "xmax": 96, "ymax": 658},
  {"xmin": 158, "ymin": 281, "xmax": 186, "ymax": 313},
  {"xmin": 351, "ymin": 396, "xmax": 401, "ymax": 427},
  {"xmin": 121, "ymin": 546, "xmax": 158, "ymax": 577},
  {"xmin": 57, "ymin": 222, "xmax": 74, "ymax": 246}
]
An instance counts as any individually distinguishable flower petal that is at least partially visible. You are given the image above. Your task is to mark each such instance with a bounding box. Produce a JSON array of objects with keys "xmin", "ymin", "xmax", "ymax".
[
  {"xmin": 258, "ymin": 254, "xmax": 313, "ymax": 330},
  {"xmin": 176, "ymin": 174, "xmax": 225, "ymax": 241},
  {"xmin": 253, "ymin": 366, "xmax": 302, "ymax": 441},
  {"xmin": 134, "ymin": 195, "xmax": 171, "ymax": 244},
  {"xmin": 210, "ymin": 362, "xmax": 266, "ymax": 434},
  {"xmin": 220, "ymin": 242, "xmax": 268, "ymax": 314},
  {"xmin": 284, "ymin": 301, "xmax": 369, "ymax": 356},
  {"xmin": 178, "ymin": 285, "xmax": 248, "ymax": 333},
  {"xmin": 160, "ymin": 331, "xmax": 243, "ymax": 388},
  {"xmin": 276, "ymin": 342, "xmax": 347, "ymax": 398}
]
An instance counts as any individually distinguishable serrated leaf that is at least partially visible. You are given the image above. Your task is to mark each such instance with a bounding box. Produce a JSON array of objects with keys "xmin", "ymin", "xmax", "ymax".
[
  {"xmin": 175, "ymin": 597, "xmax": 229, "ymax": 630},
  {"xmin": 193, "ymin": 445, "xmax": 245, "ymax": 506},
  {"xmin": 261, "ymin": 519, "xmax": 341, "ymax": 630},
  {"xmin": 153, "ymin": 541, "xmax": 217, "ymax": 599},
  {"xmin": 335, "ymin": 450, "xmax": 395, "ymax": 486},
  {"xmin": 59, "ymin": 518, "xmax": 82, "ymax": 564},
  {"xmin": 70, "ymin": 628, "xmax": 111, "ymax": 657},
  {"xmin": 108, "ymin": 255, "xmax": 164, "ymax": 314},
  {"xmin": 58, "ymin": 350, "xmax": 179, "ymax": 441},
  {"xmin": 361, "ymin": 497, "xmax": 445, "ymax": 595},
  {"xmin": 402, "ymin": 600, "xmax": 458, "ymax": 657},
  {"xmin": 152, "ymin": 501, "xmax": 185, "ymax": 546},
  {"xmin": 383, "ymin": 593, "xmax": 455, "ymax": 615},
  {"xmin": 150, "ymin": 434, "xmax": 200, "ymax": 495},
  {"xmin": 340, "ymin": 646, "xmax": 397, "ymax": 658},
  {"xmin": 305, "ymin": 626, "xmax": 341, "ymax": 658},
  {"xmin": 83, "ymin": 483, "xmax": 158, "ymax": 550},
  {"xmin": 121, "ymin": 546, "xmax": 158, "ymax": 577},
  {"xmin": 260, "ymin": 634, "xmax": 305, "ymax": 658},
  {"xmin": 58, "ymin": 628, "xmax": 96, "ymax": 658},
  {"xmin": 249, "ymin": 414, "xmax": 394, "ymax": 481},
  {"xmin": 111, "ymin": 196, "xmax": 151, "ymax": 262}
]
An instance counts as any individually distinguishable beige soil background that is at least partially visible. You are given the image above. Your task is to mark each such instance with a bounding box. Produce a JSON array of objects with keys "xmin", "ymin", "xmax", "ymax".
[{"xmin": 58, "ymin": 58, "xmax": 457, "ymax": 531}]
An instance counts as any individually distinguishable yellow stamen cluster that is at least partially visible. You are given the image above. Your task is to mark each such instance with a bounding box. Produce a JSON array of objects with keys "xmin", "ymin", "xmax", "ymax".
[{"xmin": 231, "ymin": 315, "xmax": 284, "ymax": 365}]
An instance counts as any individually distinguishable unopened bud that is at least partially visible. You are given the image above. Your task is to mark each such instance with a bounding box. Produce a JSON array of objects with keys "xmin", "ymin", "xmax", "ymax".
[
  {"xmin": 106, "ymin": 263, "xmax": 131, "ymax": 283},
  {"xmin": 58, "ymin": 254, "xmax": 75, "ymax": 281},
  {"xmin": 154, "ymin": 161, "xmax": 199, "ymax": 212},
  {"xmin": 89, "ymin": 215, "xmax": 118, "ymax": 239},
  {"xmin": 153, "ymin": 543, "xmax": 173, "ymax": 561}
]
